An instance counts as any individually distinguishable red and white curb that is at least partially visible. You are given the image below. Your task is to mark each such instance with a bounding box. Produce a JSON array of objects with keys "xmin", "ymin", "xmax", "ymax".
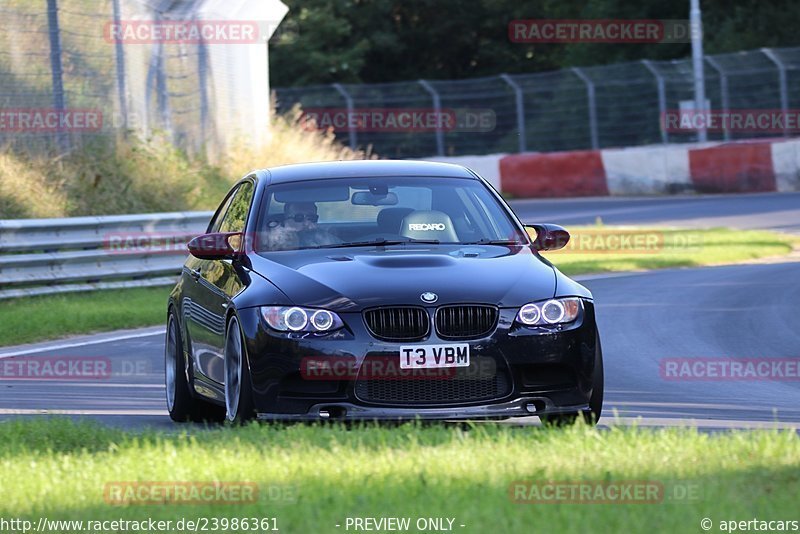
[{"xmin": 428, "ymin": 138, "xmax": 800, "ymax": 197}]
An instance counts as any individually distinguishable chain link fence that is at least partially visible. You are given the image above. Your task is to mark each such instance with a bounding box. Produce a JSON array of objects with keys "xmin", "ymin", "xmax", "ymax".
[
  {"xmin": 275, "ymin": 46, "xmax": 800, "ymax": 158},
  {"xmin": 0, "ymin": 0, "xmax": 285, "ymax": 156},
  {"xmin": 3, "ymin": 2, "xmax": 798, "ymax": 162}
]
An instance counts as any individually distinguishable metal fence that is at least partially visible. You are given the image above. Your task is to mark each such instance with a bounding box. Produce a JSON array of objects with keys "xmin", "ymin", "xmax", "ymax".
[
  {"xmin": 5, "ymin": 1, "xmax": 799, "ymax": 161},
  {"xmin": 0, "ymin": 0, "xmax": 284, "ymax": 156},
  {"xmin": 0, "ymin": 211, "xmax": 212, "ymax": 299},
  {"xmin": 274, "ymin": 46, "xmax": 800, "ymax": 159}
]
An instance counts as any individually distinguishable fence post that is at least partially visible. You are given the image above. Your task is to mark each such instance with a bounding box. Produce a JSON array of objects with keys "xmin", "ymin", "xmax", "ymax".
[
  {"xmin": 641, "ymin": 60, "xmax": 668, "ymax": 144},
  {"xmin": 705, "ymin": 56, "xmax": 730, "ymax": 141},
  {"xmin": 156, "ymin": 45, "xmax": 171, "ymax": 135},
  {"xmin": 500, "ymin": 74, "xmax": 526, "ymax": 153},
  {"xmin": 45, "ymin": 0, "xmax": 67, "ymax": 152},
  {"xmin": 690, "ymin": 0, "xmax": 707, "ymax": 142},
  {"xmin": 418, "ymin": 79, "xmax": 445, "ymax": 156},
  {"xmin": 111, "ymin": 0, "xmax": 128, "ymax": 135},
  {"xmin": 332, "ymin": 83, "xmax": 357, "ymax": 150},
  {"xmin": 762, "ymin": 48, "xmax": 789, "ymax": 138},
  {"xmin": 198, "ymin": 40, "xmax": 209, "ymax": 152},
  {"xmin": 571, "ymin": 67, "xmax": 599, "ymax": 150},
  {"xmin": 144, "ymin": 23, "xmax": 171, "ymax": 138}
]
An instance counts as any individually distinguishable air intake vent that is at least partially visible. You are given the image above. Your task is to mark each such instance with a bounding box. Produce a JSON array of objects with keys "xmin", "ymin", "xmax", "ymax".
[
  {"xmin": 355, "ymin": 365, "xmax": 511, "ymax": 405},
  {"xmin": 435, "ymin": 305, "xmax": 498, "ymax": 340},
  {"xmin": 364, "ymin": 307, "xmax": 429, "ymax": 341}
]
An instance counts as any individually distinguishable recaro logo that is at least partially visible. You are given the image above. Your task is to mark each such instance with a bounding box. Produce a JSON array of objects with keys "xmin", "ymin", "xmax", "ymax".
[{"xmin": 409, "ymin": 223, "xmax": 446, "ymax": 231}]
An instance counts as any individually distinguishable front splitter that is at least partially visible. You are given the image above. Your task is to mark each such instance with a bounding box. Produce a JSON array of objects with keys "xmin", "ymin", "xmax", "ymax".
[{"xmin": 257, "ymin": 397, "xmax": 590, "ymax": 421}]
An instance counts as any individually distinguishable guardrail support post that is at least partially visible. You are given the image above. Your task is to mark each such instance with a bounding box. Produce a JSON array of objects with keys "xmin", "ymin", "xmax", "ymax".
[
  {"xmin": 500, "ymin": 74, "xmax": 527, "ymax": 153},
  {"xmin": 572, "ymin": 67, "xmax": 599, "ymax": 150},
  {"xmin": 332, "ymin": 83, "xmax": 357, "ymax": 150},
  {"xmin": 419, "ymin": 79, "xmax": 445, "ymax": 156}
]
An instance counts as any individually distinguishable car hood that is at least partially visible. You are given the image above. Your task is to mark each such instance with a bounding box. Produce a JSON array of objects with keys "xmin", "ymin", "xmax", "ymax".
[{"xmin": 250, "ymin": 245, "xmax": 557, "ymax": 311}]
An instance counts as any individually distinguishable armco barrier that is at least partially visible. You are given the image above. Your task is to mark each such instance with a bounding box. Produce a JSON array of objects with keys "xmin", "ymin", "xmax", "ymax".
[
  {"xmin": 0, "ymin": 212, "xmax": 212, "ymax": 300},
  {"xmin": 499, "ymin": 150, "xmax": 609, "ymax": 197}
]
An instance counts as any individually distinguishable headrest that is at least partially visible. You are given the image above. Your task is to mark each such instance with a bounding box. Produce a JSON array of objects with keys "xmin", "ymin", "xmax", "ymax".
[
  {"xmin": 377, "ymin": 207, "xmax": 414, "ymax": 233},
  {"xmin": 399, "ymin": 210, "xmax": 459, "ymax": 242}
]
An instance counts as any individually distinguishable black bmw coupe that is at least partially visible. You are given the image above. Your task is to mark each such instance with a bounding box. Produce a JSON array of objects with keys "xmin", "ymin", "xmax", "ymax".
[{"xmin": 165, "ymin": 160, "xmax": 603, "ymax": 425}]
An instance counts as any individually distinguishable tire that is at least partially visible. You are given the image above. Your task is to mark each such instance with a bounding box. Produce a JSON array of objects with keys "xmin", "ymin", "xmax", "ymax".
[
  {"xmin": 540, "ymin": 333, "xmax": 604, "ymax": 427},
  {"xmin": 224, "ymin": 316, "xmax": 256, "ymax": 424},
  {"xmin": 165, "ymin": 311, "xmax": 225, "ymax": 423}
]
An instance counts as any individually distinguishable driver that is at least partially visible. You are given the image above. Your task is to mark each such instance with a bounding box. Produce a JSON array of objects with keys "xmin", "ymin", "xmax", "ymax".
[{"xmin": 263, "ymin": 202, "xmax": 339, "ymax": 250}]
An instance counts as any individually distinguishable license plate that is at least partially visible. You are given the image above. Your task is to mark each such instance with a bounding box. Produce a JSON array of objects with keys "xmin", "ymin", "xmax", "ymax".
[{"xmin": 399, "ymin": 344, "xmax": 470, "ymax": 369}]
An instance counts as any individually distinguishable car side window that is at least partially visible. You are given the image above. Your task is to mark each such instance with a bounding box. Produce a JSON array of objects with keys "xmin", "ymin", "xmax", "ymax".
[
  {"xmin": 208, "ymin": 190, "xmax": 237, "ymax": 233},
  {"xmin": 218, "ymin": 181, "xmax": 255, "ymax": 233}
]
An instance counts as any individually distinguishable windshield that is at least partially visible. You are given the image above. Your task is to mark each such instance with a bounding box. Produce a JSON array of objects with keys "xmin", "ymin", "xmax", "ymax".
[{"xmin": 255, "ymin": 176, "xmax": 525, "ymax": 252}]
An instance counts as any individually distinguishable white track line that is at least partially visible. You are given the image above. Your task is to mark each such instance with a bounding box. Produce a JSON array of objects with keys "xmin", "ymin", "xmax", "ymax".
[
  {"xmin": 0, "ymin": 328, "xmax": 164, "ymax": 359},
  {"xmin": 0, "ymin": 409, "xmax": 166, "ymax": 416}
]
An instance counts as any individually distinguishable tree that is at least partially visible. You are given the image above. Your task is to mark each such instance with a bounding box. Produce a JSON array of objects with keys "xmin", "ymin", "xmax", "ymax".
[{"xmin": 269, "ymin": 0, "xmax": 800, "ymax": 88}]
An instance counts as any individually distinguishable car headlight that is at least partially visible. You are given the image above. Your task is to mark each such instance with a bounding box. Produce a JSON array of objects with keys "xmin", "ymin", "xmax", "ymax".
[
  {"xmin": 515, "ymin": 298, "xmax": 582, "ymax": 326},
  {"xmin": 260, "ymin": 306, "xmax": 344, "ymax": 333}
]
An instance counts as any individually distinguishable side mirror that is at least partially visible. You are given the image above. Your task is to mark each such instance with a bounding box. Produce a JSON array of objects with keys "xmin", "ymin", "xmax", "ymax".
[
  {"xmin": 525, "ymin": 224, "xmax": 570, "ymax": 251},
  {"xmin": 187, "ymin": 232, "xmax": 243, "ymax": 260}
]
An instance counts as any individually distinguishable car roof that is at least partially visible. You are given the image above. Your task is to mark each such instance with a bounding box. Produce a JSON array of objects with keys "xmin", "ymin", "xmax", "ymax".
[{"xmin": 260, "ymin": 160, "xmax": 478, "ymax": 184}]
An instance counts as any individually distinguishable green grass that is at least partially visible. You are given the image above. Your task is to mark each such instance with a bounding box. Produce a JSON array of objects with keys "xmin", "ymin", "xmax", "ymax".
[
  {"xmin": 0, "ymin": 287, "xmax": 167, "ymax": 346},
  {"xmin": 543, "ymin": 226, "xmax": 797, "ymax": 275},
  {"xmin": 0, "ymin": 418, "xmax": 798, "ymax": 533},
  {"xmin": 1, "ymin": 226, "xmax": 795, "ymax": 348}
]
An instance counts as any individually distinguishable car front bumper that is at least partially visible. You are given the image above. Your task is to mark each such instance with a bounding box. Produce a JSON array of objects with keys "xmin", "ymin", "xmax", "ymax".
[{"xmin": 237, "ymin": 300, "xmax": 600, "ymax": 421}]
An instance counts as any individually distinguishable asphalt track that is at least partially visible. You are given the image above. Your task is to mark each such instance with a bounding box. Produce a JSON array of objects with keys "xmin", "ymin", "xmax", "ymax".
[
  {"xmin": 1, "ymin": 192, "xmax": 799, "ymax": 430},
  {"xmin": 511, "ymin": 191, "xmax": 800, "ymax": 234}
]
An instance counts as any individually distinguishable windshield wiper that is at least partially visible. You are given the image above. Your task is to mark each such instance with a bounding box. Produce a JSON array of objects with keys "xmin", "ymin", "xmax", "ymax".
[
  {"xmin": 307, "ymin": 238, "xmax": 441, "ymax": 249},
  {"xmin": 460, "ymin": 239, "xmax": 523, "ymax": 245}
]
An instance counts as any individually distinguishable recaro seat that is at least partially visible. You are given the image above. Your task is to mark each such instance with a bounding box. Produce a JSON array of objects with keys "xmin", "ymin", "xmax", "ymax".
[{"xmin": 399, "ymin": 210, "xmax": 459, "ymax": 242}]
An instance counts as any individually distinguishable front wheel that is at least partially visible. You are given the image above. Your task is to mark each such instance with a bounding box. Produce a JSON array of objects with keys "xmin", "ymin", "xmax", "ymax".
[
  {"xmin": 224, "ymin": 316, "xmax": 256, "ymax": 424},
  {"xmin": 165, "ymin": 312, "xmax": 224, "ymax": 423},
  {"xmin": 165, "ymin": 313, "xmax": 193, "ymax": 422}
]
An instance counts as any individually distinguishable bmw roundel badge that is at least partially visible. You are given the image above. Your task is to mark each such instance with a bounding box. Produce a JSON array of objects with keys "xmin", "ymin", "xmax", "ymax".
[{"xmin": 420, "ymin": 292, "xmax": 438, "ymax": 303}]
